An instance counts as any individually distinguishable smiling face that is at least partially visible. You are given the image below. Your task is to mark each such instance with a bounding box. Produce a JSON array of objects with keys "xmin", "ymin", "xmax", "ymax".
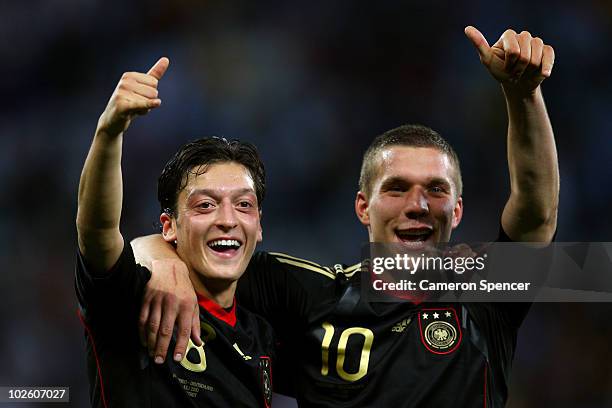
[
  {"xmin": 355, "ymin": 146, "xmax": 463, "ymax": 247},
  {"xmin": 161, "ymin": 162, "xmax": 262, "ymax": 290}
]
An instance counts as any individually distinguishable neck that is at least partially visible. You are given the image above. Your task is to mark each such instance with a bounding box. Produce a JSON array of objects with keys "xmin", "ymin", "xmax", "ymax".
[{"xmin": 189, "ymin": 272, "xmax": 236, "ymax": 308}]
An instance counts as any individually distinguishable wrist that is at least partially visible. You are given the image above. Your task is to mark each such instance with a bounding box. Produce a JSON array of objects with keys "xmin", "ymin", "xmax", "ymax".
[
  {"xmin": 501, "ymin": 83, "xmax": 541, "ymax": 101},
  {"xmin": 95, "ymin": 109, "xmax": 129, "ymax": 140},
  {"xmin": 94, "ymin": 127, "xmax": 123, "ymax": 142}
]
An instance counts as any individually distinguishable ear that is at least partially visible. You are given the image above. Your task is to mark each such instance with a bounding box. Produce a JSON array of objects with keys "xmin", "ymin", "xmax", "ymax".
[
  {"xmin": 355, "ymin": 191, "xmax": 370, "ymax": 226},
  {"xmin": 451, "ymin": 197, "xmax": 463, "ymax": 229},
  {"xmin": 160, "ymin": 212, "xmax": 177, "ymax": 242}
]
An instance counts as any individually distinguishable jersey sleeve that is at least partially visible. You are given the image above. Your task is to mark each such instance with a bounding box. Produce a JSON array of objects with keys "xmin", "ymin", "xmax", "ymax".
[
  {"xmin": 491, "ymin": 224, "xmax": 556, "ymax": 328},
  {"xmin": 75, "ymin": 242, "xmax": 152, "ymax": 327},
  {"xmin": 488, "ymin": 225, "xmax": 530, "ymax": 327}
]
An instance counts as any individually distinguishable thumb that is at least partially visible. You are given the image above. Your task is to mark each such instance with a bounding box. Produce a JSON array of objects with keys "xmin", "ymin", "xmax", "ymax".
[
  {"xmin": 147, "ymin": 57, "xmax": 170, "ymax": 81},
  {"xmin": 464, "ymin": 26, "xmax": 491, "ymax": 61}
]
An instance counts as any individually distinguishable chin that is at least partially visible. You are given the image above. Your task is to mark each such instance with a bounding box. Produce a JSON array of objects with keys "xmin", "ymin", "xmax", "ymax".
[
  {"xmin": 194, "ymin": 258, "xmax": 244, "ymax": 280},
  {"xmin": 204, "ymin": 266, "xmax": 244, "ymax": 281},
  {"xmin": 210, "ymin": 265, "xmax": 246, "ymax": 280}
]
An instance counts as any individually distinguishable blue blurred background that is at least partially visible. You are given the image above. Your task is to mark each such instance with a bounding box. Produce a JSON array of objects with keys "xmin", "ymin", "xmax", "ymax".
[{"xmin": 1, "ymin": 0, "xmax": 611, "ymax": 406}]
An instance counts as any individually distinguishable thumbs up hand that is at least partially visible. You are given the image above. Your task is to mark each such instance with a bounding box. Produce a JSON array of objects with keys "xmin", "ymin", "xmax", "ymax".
[
  {"xmin": 97, "ymin": 57, "xmax": 169, "ymax": 137},
  {"xmin": 465, "ymin": 26, "xmax": 554, "ymax": 95}
]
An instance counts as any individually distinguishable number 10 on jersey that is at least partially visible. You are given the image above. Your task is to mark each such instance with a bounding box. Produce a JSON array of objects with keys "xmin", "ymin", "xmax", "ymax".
[{"xmin": 320, "ymin": 322, "xmax": 374, "ymax": 382}]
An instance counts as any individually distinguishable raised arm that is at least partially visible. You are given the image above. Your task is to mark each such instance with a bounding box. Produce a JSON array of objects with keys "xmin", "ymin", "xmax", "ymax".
[
  {"xmin": 76, "ymin": 58, "xmax": 168, "ymax": 272},
  {"xmin": 465, "ymin": 26, "xmax": 559, "ymax": 243}
]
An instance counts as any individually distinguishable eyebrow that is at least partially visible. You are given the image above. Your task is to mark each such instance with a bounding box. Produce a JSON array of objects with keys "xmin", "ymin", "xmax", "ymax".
[
  {"xmin": 380, "ymin": 176, "xmax": 452, "ymax": 189},
  {"xmin": 426, "ymin": 177, "xmax": 452, "ymax": 188},
  {"xmin": 186, "ymin": 188, "xmax": 256, "ymax": 201}
]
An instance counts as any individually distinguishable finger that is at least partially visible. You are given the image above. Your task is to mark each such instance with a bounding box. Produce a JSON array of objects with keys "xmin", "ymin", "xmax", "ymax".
[
  {"xmin": 144, "ymin": 98, "xmax": 162, "ymax": 110},
  {"xmin": 114, "ymin": 93, "xmax": 161, "ymax": 113},
  {"xmin": 172, "ymin": 301, "xmax": 195, "ymax": 362},
  {"xmin": 147, "ymin": 57, "xmax": 170, "ymax": 81},
  {"xmin": 191, "ymin": 304, "xmax": 202, "ymax": 347},
  {"xmin": 129, "ymin": 82, "xmax": 159, "ymax": 99},
  {"xmin": 464, "ymin": 26, "xmax": 491, "ymax": 62},
  {"xmin": 122, "ymin": 72, "xmax": 159, "ymax": 88},
  {"xmin": 132, "ymin": 106, "xmax": 157, "ymax": 117},
  {"xmin": 154, "ymin": 297, "xmax": 179, "ymax": 364},
  {"xmin": 117, "ymin": 78, "xmax": 160, "ymax": 99},
  {"xmin": 146, "ymin": 297, "xmax": 162, "ymax": 357},
  {"xmin": 513, "ymin": 31, "xmax": 533, "ymax": 77},
  {"xmin": 525, "ymin": 37, "xmax": 544, "ymax": 76},
  {"xmin": 499, "ymin": 29, "xmax": 520, "ymax": 70},
  {"xmin": 541, "ymin": 44, "xmax": 555, "ymax": 77}
]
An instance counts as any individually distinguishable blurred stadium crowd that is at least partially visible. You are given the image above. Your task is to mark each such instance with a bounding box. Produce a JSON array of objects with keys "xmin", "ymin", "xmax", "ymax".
[{"xmin": 1, "ymin": 1, "xmax": 611, "ymax": 406}]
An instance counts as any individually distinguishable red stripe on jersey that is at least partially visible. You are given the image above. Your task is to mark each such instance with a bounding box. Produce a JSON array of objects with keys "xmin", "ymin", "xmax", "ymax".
[
  {"xmin": 197, "ymin": 294, "xmax": 237, "ymax": 327},
  {"xmin": 77, "ymin": 309, "xmax": 109, "ymax": 408}
]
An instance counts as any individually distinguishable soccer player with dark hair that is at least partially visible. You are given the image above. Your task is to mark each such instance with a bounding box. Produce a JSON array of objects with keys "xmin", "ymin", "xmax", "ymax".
[
  {"xmin": 76, "ymin": 58, "xmax": 274, "ymax": 407},
  {"xmin": 133, "ymin": 26, "xmax": 558, "ymax": 406}
]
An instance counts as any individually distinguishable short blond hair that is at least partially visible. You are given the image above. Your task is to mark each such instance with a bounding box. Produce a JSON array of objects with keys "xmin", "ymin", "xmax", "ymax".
[{"xmin": 359, "ymin": 124, "xmax": 462, "ymax": 197}]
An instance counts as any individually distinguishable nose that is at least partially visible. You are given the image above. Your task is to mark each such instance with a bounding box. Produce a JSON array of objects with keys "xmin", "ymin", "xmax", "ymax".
[
  {"xmin": 215, "ymin": 202, "xmax": 238, "ymax": 230},
  {"xmin": 403, "ymin": 188, "xmax": 429, "ymax": 218}
]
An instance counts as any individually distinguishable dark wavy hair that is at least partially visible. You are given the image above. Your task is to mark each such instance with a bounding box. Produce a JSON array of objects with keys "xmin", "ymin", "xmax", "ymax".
[{"xmin": 158, "ymin": 137, "xmax": 265, "ymax": 217}]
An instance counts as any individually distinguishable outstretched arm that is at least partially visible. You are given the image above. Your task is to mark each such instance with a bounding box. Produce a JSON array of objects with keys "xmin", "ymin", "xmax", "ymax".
[
  {"xmin": 76, "ymin": 58, "xmax": 168, "ymax": 272},
  {"xmin": 465, "ymin": 26, "xmax": 559, "ymax": 243}
]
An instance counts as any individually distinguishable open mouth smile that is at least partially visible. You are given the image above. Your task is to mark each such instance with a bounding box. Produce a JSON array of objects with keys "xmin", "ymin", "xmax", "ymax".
[
  {"xmin": 395, "ymin": 228, "xmax": 433, "ymax": 245},
  {"xmin": 207, "ymin": 238, "xmax": 243, "ymax": 258}
]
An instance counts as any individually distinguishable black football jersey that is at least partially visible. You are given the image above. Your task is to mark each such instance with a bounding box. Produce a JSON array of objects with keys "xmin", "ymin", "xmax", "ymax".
[
  {"xmin": 76, "ymin": 244, "xmax": 275, "ymax": 408},
  {"xmin": 238, "ymin": 230, "xmax": 528, "ymax": 407}
]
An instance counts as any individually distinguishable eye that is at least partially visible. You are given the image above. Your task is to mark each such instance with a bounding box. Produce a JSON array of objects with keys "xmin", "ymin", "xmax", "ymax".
[
  {"xmin": 238, "ymin": 201, "xmax": 254, "ymax": 208},
  {"xmin": 385, "ymin": 184, "xmax": 406, "ymax": 194},
  {"xmin": 429, "ymin": 186, "xmax": 446, "ymax": 194},
  {"xmin": 196, "ymin": 201, "xmax": 215, "ymax": 210}
]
